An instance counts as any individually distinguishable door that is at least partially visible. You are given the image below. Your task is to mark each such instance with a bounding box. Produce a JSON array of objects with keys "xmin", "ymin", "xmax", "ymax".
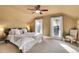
[
  {"xmin": 50, "ymin": 16, "xmax": 63, "ymax": 39},
  {"xmin": 35, "ymin": 19, "xmax": 43, "ymax": 34}
]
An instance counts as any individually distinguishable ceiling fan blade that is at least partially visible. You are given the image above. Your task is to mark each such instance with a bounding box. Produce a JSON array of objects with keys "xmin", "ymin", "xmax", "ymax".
[
  {"xmin": 27, "ymin": 8, "xmax": 34, "ymax": 10},
  {"xmin": 41, "ymin": 9, "xmax": 48, "ymax": 11}
]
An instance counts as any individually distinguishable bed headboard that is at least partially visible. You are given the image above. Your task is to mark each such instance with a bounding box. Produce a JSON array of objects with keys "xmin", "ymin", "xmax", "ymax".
[{"xmin": 4, "ymin": 27, "xmax": 28, "ymax": 35}]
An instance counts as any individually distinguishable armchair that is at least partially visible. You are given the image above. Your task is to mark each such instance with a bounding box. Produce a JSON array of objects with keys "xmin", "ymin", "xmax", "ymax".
[{"xmin": 64, "ymin": 29, "xmax": 78, "ymax": 43}]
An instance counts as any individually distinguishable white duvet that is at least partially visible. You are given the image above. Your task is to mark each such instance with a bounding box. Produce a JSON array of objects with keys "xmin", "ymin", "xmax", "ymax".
[{"xmin": 7, "ymin": 33, "xmax": 43, "ymax": 53}]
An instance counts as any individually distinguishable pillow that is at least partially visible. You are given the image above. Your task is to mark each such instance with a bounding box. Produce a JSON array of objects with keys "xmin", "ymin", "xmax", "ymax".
[
  {"xmin": 14, "ymin": 29, "xmax": 20, "ymax": 35},
  {"xmin": 9, "ymin": 29, "xmax": 15, "ymax": 35},
  {"xmin": 19, "ymin": 30, "xmax": 23, "ymax": 34},
  {"xmin": 22, "ymin": 29, "xmax": 27, "ymax": 34}
]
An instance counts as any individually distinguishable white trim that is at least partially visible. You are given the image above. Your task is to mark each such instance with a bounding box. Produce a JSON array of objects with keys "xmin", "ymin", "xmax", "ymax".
[{"xmin": 50, "ymin": 16, "xmax": 63, "ymax": 39}]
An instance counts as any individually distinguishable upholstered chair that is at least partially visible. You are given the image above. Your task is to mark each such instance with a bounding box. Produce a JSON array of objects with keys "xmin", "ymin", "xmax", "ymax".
[{"xmin": 65, "ymin": 29, "xmax": 78, "ymax": 43}]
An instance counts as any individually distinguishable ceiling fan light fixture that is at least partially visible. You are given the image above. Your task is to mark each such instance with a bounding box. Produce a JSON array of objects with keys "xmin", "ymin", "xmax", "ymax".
[{"xmin": 35, "ymin": 10, "xmax": 40, "ymax": 13}]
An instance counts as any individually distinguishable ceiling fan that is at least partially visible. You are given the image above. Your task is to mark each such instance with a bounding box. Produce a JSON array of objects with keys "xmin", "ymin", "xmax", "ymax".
[{"xmin": 27, "ymin": 5, "xmax": 48, "ymax": 14}]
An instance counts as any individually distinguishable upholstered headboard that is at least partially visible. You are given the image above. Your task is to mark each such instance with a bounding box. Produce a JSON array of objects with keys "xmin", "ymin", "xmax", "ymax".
[{"xmin": 4, "ymin": 28, "xmax": 28, "ymax": 35}]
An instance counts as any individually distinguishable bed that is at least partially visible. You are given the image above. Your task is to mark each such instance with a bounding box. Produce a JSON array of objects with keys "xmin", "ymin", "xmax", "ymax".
[{"xmin": 7, "ymin": 28, "xmax": 43, "ymax": 53}]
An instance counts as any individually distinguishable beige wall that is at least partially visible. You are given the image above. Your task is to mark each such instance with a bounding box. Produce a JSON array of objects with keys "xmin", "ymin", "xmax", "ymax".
[
  {"xmin": 30, "ymin": 20, "xmax": 35, "ymax": 32},
  {"xmin": 42, "ymin": 16, "xmax": 50, "ymax": 36},
  {"xmin": 0, "ymin": 6, "xmax": 78, "ymax": 37},
  {"xmin": 31, "ymin": 14, "xmax": 77, "ymax": 36},
  {"xmin": 77, "ymin": 20, "xmax": 79, "ymax": 42},
  {"xmin": 63, "ymin": 14, "xmax": 77, "ymax": 34}
]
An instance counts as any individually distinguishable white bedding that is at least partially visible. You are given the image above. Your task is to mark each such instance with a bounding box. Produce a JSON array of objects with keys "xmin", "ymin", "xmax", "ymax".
[{"xmin": 19, "ymin": 38, "xmax": 37, "ymax": 53}]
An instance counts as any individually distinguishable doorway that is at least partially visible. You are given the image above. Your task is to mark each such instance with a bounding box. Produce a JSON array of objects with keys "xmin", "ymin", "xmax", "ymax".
[
  {"xmin": 35, "ymin": 19, "xmax": 43, "ymax": 34},
  {"xmin": 50, "ymin": 16, "xmax": 63, "ymax": 39}
]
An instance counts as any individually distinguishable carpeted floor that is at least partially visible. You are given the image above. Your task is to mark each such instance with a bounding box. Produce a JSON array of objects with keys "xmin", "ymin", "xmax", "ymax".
[
  {"xmin": 0, "ymin": 38, "xmax": 79, "ymax": 53},
  {"xmin": 0, "ymin": 40, "xmax": 21, "ymax": 53},
  {"xmin": 27, "ymin": 38, "xmax": 79, "ymax": 53}
]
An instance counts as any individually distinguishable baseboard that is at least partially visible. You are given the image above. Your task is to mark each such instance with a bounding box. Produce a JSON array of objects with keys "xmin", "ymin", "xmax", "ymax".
[{"xmin": 43, "ymin": 36, "xmax": 52, "ymax": 38}]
